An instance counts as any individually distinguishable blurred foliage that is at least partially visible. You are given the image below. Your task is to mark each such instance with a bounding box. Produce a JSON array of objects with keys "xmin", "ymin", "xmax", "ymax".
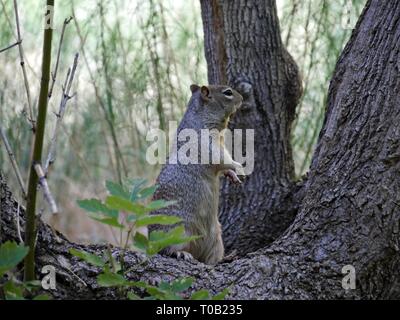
[
  {"xmin": 0, "ymin": 0, "xmax": 365, "ymax": 242},
  {"xmin": 71, "ymin": 179, "xmax": 228, "ymax": 300},
  {"xmin": 0, "ymin": 241, "xmax": 50, "ymax": 300}
]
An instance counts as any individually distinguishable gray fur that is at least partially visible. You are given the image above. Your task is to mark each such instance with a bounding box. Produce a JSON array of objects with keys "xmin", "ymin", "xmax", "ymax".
[{"xmin": 149, "ymin": 85, "xmax": 243, "ymax": 265}]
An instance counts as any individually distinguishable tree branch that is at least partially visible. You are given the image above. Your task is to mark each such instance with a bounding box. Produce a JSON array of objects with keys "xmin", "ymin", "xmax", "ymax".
[
  {"xmin": 0, "ymin": 124, "xmax": 27, "ymax": 199},
  {"xmin": 13, "ymin": 0, "xmax": 35, "ymax": 130},
  {"xmin": 33, "ymin": 163, "xmax": 57, "ymax": 215},
  {"xmin": 0, "ymin": 40, "xmax": 21, "ymax": 53},
  {"xmin": 44, "ymin": 53, "xmax": 79, "ymax": 174},
  {"xmin": 48, "ymin": 17, "xmax": 73, "ymax": 101}
]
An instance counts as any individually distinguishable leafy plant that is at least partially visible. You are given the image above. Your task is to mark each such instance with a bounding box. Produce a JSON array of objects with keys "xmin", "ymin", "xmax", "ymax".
[
  {"xmin": 0, "ymin": 241, "xmax": 50, "ymax": 300},
  {"xmin": 77, "ymin": 179, "xmax": 198, "ymax": 252},
  {"xmin": 0, "ymin": 241, "xmax": 29, "ymax": 277},
  {"xmin": 73, "ymin": 179, "xmax": 229, "ymax": 300}
]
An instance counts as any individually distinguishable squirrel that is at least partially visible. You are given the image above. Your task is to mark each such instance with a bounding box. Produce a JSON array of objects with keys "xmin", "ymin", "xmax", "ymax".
[{"xmin": 148, "ymin": 84, "xmax": 244, "ymax": 265}]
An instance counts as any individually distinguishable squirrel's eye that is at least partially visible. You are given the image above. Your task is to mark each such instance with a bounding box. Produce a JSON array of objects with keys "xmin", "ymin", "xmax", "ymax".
[{"xmin": 223, "ymin": 89, "xmax": 233, "ymax": 97}]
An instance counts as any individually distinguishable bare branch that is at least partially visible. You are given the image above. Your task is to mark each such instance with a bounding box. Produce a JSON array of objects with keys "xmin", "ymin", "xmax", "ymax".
[
  {"xmin": 33, "ymin": 163, "xmax": 58, "ymax": 215},
  {"xmin": 48, "ymin": 16, "xmax": 73, "ymax": 101},
  {"xmin": 44, "ymin": 53, "xmax": 79, "ymax": 174},
  {"xmin": 0, "ymin": 0, "xmax": 40, "ymax": 80},
  {"xmin": 0, "ymin": 124, "xmax": 27, "ymax": 198},
  {"xmin": 0, "ymin": 40, "xmax": 21, "ymax": 53},
  {"xmin": 13, "ymin": 0, "xmax": 35, "ymax": 130},
  {"xmin": 15, "ymin": 203, "xmax": 24, "ymax": 244}
]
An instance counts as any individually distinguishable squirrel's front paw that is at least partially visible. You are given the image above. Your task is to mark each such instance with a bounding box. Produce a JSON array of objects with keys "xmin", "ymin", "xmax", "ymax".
[
  {"xmin": 174, "ymin": 251, "xmax": 195, "ymax": 261},
  {"xmin": 224, "ymin": 169, "xmax": 242, "ymax": 185}
]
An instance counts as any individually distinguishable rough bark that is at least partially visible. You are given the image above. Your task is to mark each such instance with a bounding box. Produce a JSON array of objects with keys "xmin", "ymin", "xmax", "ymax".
[
  {"xmin": 201, "ymin": 0, "xmax": 303, "ymax": 254},
  {"xmin": 1, "ymin": 0, "xmax": 400, "ymax": 300}
]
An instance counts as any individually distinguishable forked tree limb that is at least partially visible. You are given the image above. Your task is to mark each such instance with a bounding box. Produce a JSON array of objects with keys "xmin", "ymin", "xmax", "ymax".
[{"xmin": 44, "ymin": 53, "xmax": 79, "ymax": 174}]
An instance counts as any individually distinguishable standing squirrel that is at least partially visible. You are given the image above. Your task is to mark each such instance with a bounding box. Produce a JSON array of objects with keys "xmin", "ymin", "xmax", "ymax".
[{"xmin": 148, "ymin": 84, "xmax": 244, "ymax": 265}]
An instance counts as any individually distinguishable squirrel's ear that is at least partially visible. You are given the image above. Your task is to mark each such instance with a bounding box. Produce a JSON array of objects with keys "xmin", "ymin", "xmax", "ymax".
[
  {"xmin": 190, "ymin": 84, "xmax": 200, "ymax": 93},
  {"xmin": 200, "ymin": 86, "xmax": 210, "ymax": 101}
]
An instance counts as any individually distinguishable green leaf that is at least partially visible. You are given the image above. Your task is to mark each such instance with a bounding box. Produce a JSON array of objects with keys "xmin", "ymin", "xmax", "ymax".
[
  {"xmin": 158, "ymin": 281, "xmax": 171, "ymax": 291},
  {"xmin": 97, "ymin": 272, "xmax": 127, "ymax": 287},
  {"xmin": 131, "ymin": 281, "xmax": 149, "ymax": 289},
  {"xmin": 77, "ymin": 199, "xmax": 118, "ymax": 218},
  {"xmin": 149, "ymin": 225, "xmax": 194, "ymax": 242},
  {"xmin": 144, "ymin": 286, "xmax": 181, "ymax": 300},
  {"xmin": 0, "ymin": 241, "xmax": 29, "ymax": 277},
  {"xmin": 136, "ymin": 185, "xmax": 157, "ymax": 200},
  {"xmin": 133, "ymin": 232, "xmax": 148, "ymax": 252},
  {"xmin": 212, "ymin": 287, "xmax": 230, "ymax": 300},
  {"xmin": 146, "ymin": 200, "xmax": 176, "ymax": 211},
  {"xmin": 191, "ymin": 289, "xmax": 210, "ymax": 300},
  {"xmin": 97, "ymin": 271, "xmax": 140, "ymax": 288},
  {"xmin": 89, "ymin": 215, "xmax": 124, "ymax": 229},
  {"xmin": 135, "ymin": 214, "xmax": 182, "ymax": 227},
  {"xmin": 170, "ymin": 277, "xmax": 193, "ymax": 292},
  {"xmin": 106, "ymin": 181, "xmax": 130, "ymax": 200},
  {"xmin": 69, "ymin": 248, "xmax": 105, "ymax": 267},
  {"xmin": 129, "ymin": 178, "xmax": 148, "ymax": 201},
  {"xmin": 3, "ymin": 280, "xmax": 25, "ymax": 300},
  {"xmin": 126, "ymin": 214, "xmax": 137, "ymax": 223},
  {"xmin": 23, "ymin": 280, "xmax": 42, "ymax": 292},
  {"xmin": 146, "ymin": 286, "xmax": 166, "ymax": 298},
  {"xmin": 127, "ymin": 291, "xmax": 140, "ymax": 300},
  {"xmin": 147, "ymin": 226, "xmax": 200, "ymax": 255},
  {"xmin": 105, "ymin": 195, "xmax": 147, "ymax": 215}
]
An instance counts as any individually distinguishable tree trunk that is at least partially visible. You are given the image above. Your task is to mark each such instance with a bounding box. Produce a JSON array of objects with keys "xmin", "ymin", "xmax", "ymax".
[
  {"xmin": 200, "ymin": 0, "xmax": 303, "ymax": 254},
  {"xmin": 1, "ymin": 0, "xmax": 399, "ymax": 299}
]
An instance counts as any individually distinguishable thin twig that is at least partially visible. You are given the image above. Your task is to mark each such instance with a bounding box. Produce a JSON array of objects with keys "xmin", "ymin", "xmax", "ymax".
[
  {"xmin": 0, "ymin": 0, "xmax": 39, "ymax": 81},
  {"xmin": 33, "ymin": 163, "xmax": 58, "ymax": 215},
  {"xmin": 0, "ymin": 40, "xmax": 21, "ymax": 53},
  {"xmin": 13, "ymin": 0, "xmax": 35, "ymax": 130},
  {"xmin": 57, "ymin": 257, "xmax": 88, "ymax": 287},
  {"xmin": 52, "ymin": 253, "xmax": 87, "ymax": 287},
  {"xmin": 15, "ymin": 203, "xmax": 24, "ymax": 244},
  {"xmin": 107, "ymin": 244, "xmax": 117, "ymax": 273},
  {"xmin": 44, "ymin": 53, "xmax": 79, "ymax": 174},
  {"xmin": 48, "ymin": 16, "xmax": 73, "ymax": 101},
  {"xmin": 0, "ymin": 124, "xmax": 27, "ymax": 198}
]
